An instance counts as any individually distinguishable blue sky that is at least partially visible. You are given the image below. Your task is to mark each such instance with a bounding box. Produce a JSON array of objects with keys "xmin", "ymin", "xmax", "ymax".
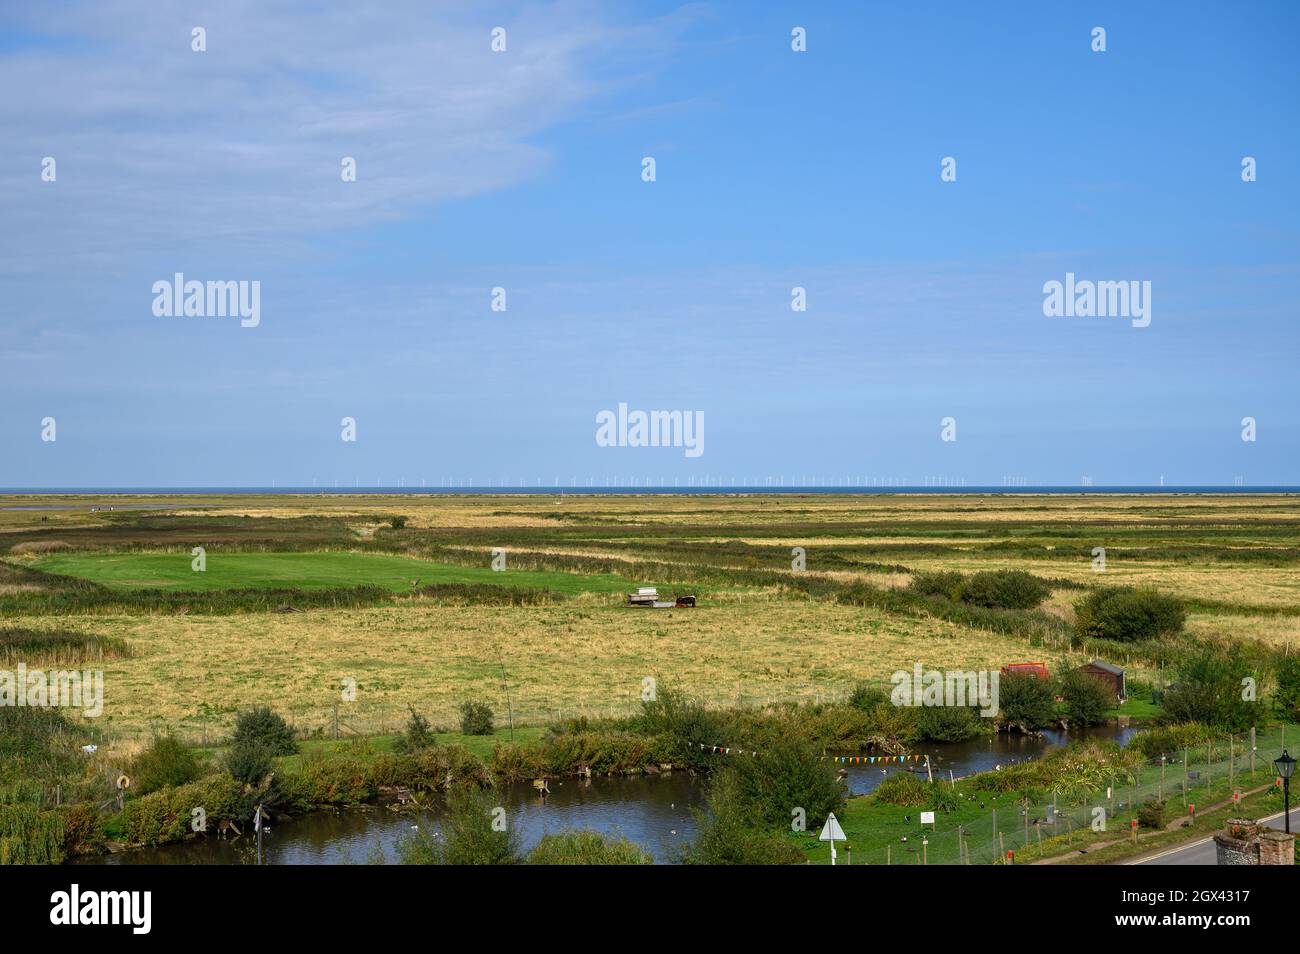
[{"xmin": 2, "ymin": 1, "xmax": 1297, "ymax": 487}]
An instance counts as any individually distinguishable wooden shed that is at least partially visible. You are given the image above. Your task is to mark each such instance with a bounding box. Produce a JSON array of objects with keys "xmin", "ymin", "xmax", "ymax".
[{"xmin": 1077, "ymin": 659, "xmax": 1126, "ymax": 702}]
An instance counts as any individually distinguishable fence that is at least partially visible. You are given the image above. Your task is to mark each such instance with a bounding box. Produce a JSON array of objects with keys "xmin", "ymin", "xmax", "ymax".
[{"xmin": 844, "ymin": 725, "xmax": 1292, "ymax": 865}]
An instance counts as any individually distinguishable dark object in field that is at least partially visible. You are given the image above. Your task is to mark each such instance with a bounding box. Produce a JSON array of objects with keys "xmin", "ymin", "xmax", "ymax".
[
  {"xmin": 273, "ymin": 603, "xmax": 301, "ymax": 613},
  {"xmin": 626, "ymin": 587, "xmax": 695, "ymax": 608}
]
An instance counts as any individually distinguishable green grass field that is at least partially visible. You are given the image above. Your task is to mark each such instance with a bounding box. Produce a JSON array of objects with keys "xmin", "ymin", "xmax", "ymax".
[{"xmin": 32, "ymin": 551, "xmax": 635, "ymax": 596}]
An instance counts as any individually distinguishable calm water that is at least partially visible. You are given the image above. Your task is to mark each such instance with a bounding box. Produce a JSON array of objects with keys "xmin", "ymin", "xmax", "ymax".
[{"xmin": 82, "ymin": 725, "xmax": 1138, "ymax": 866}]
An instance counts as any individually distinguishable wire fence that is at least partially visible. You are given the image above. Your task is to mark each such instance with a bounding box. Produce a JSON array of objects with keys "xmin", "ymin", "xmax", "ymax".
[{"xmin": 843, "ymin": 725, "xmax": 1292, "ymax": 865}]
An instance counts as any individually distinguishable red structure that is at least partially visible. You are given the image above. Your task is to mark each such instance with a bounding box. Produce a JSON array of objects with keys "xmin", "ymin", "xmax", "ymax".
[{"xmin": 1000, "ymin": 662, "xmax": 1050, "ymax": 680}]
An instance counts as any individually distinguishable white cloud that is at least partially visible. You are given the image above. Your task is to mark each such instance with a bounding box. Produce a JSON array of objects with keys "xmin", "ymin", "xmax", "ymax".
[{"xmin": 0, "ymin": 0, "xmax": 658, "ymax": 274}]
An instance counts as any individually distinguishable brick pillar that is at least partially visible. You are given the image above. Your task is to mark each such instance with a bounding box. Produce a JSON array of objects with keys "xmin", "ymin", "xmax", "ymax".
[
  {"xmin": 1214, "ymin": 819, "xmax": 1263, "ymax": 866},
  {"xmin": 1258, "ymin": 830, "xmax": 1295, "ymax": 865}
]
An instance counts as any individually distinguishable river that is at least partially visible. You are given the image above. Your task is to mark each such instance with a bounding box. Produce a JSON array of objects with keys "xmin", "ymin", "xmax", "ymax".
[{"xmin": 81, "ymin": 725, "xmax": 1137, "ymax": 865}]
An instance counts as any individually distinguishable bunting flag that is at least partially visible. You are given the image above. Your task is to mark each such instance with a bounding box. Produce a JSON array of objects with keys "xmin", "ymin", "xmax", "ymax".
[{"xmin": 696, "ymin": 743, "xmax": 925, "ymax": 764}]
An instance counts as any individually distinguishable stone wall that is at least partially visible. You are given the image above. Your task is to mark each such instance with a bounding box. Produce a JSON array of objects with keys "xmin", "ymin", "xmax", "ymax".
[{"xmin": 1213, "ymin": 818, "xmax": 1294, "ymax": 865}]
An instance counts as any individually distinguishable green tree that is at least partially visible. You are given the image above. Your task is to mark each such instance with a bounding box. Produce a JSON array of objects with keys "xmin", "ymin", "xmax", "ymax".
[
  {"xmin": 230, "ymin": 706, "xmax": 298, "ymax": 756},
  {"xmin": 132, "ymin": 734, "xmax": 202, "ymax": 795},
  {"xmin": 1057, "ymin": 670, "xmax": 1113, "ymax": 726},
  {"xmin": 1074, "ymin": 587, "xmax": 1185, "ymax": 643},
  {"xmin": 998, "ymin": 673, "xmax": 1057, "ymax": 729}
]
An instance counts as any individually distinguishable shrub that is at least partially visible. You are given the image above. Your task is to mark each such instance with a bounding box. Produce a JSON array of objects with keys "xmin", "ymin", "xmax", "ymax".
[
  {"xmin": 0, "ymin": 806, "xmax": 64, "ymax": 864},
  {"xmin": 1129, "ymin": 722, "xmax": 1215, "ymax": 759},
  {"xmin": 458, "ymin": 701, "xmax": 495, "ymax": 736},
  {"xmin": 908, "ymin": 571, "xmax": 965, "ymax": 601},
  {"xmin": 634, "ymin": 688, "xmax": 724, "ymax": 770},
  {"xmin": 714, "ymin": 735, "xmax": 843, "ymax": 831},
  {"xmin": 527, "ymin": 831, "xmax": 653, "ymax": 865},
  {"xmin": 1275, "ymin": 655, "xmax": 1300, "ymax": 722},
  {"xmin": 874, "ymin": 771, "xmax": 928, "ymax": 807},
  {"xmin": 58, "ymin": 802, "xmax": 105, "ymax": 856},
  {"xmin": 540, "ymin": 730, "xmax": 664, "ymax": 776},
  {"xmin": 488, "ymin": 742, "xmax": 547, "ymax": 783},
  {"xmin": 683, "ymin": 772, "xmax": 804, "ymax": 865},
  {"xmin": 223, "ymin": 740, "xmax": 276, "ymax": 788},
  {"xmin": 132, "ymin": 734, "xmax": 203, "ymax": 795},
  {"xmin": 397, "ymin": 786, "xmax": 521, "ymax": 865},
  {"xmin": 371, "ymin": 744, "xmax": 492, "ymax": 793},
  {"xmin": 1074, "ymin": 587, "xmax": 1185, "ymax": 643},
  {"xmin": 392, "ymin": 707, "xmax": 437, "ymax": 754},
  {"xmin": 998, "ymin": 672, "xmax": 1057, "ymax": 729},
  {"xmin": 1057, "ymin": 670, "xmax": 1113, "ymax": 727},
  {"xmin": 847, "ymin": 682, "xmax": 890, "ymax": 712},
  {"xmin": 285, "ymin": 745, "xmax": 376, "ymax": 806},
  {"xmin": 1137, "ymin": 799, "xmax": 1166, "ymax": 830},
  {"xmin": 389, "ymin": 516, "xmax": 407, "ymax": 529},
  {"xmin": 1161, "ymin": 644, "xmax": 1257, "ymax": 731},
  {"xmin": 959, "ymin": 570, "xmax": 1050, "ymax": 610},
  {"xmin": 230, "ymin": 706, "xmax": 298, "ymax": 756},
  {"xmin": 120, "ymin": 774, "xmax": 243, "ymax": 846},
  {"xmin": 927, "ymin": 783, "xmax": 962, "ymax": 814},
  {"xmin": 916, "ymin": 705, "xmax": 987, "ymax": 743}
]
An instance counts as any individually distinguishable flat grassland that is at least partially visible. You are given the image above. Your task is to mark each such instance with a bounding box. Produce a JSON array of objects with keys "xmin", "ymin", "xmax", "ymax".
[{"xmin": 2, "ymin": 493, "xmax": 1297, "ymax": 748}]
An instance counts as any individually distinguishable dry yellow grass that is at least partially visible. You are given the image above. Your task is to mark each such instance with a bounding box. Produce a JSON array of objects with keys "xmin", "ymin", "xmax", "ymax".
[{"xmin": 38, "ymin": 595, "xmax": 1075, "ymax": 744}]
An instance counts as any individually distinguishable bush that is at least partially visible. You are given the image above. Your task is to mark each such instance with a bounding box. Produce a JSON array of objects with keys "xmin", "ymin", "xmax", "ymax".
[
  {"xmin": 634, "ymin": 688, "xmax": 724, "ymax": 770},
  {"xmin": 1276, "ymin": 655, "xmax": 1300, "ymax": 722},
  {"xmin": 713, "ymin": 735, "xmax": 843, "ymax": 831},
  {"xmin": 120, "ymin": 774, "xmax": 243, "ymax": 846},
  {"xmin": 231, "ymin": 706, "xmax": 298, "ymax": 756},
  {"xmin": 389, "ymin": 516, "xmax": 407, "ymax": 529},
  {"xmin": 958, "ymin": 570, "xmax": 1050, "ymax": 610},
  {"xmin": 540, "ymin": 729, "xmax": 665, "ymax": 776},
  {"xmin": 223, "ymin": 740, "xmax": 277, "ymax": 788},
  {"xmin": 1057, "ymin": 670, "xmax": 1113, "ymax": 727},
  {"xmin": 1161, "ymin": 644, "xmax": 1257, "ymax": 731},
  {"xmin": 132, "ymin": 734, "xmax": 203, "ymax": 795},
  {"xmin": 458, "ymin": 701, "xmax": 495, "ymax": 736},
  {"xmin": 998, "ymin": 672, "xmax": 1057, "ymax": 729},
  {"xmin": 1129, "ymin": 722, "xmax": 1215, "ymax": 759},
  {"xmin": 397, "ymin": 786, "xmax": 520, "ymax": 865},
  {"xmin": 908, "ymin": 571, "xmax": 965, "ymax": 601},
  {"xmin": 0, "ymin": 806, "xmax": 64, "ymax": 864},
  {"xmin": 285, "ymin": 745, "xmax": 376, "ymax": 806},
  {"xmin": 527, "ymin": 831, "xmax": 653, "ymax": 865},
  {"xmin": 683, "ymin": 772, "xmax": 804, "ymax": 866},
  {"xmin": 1137, "ymin": 799, "xmax": 1166, "ymax": 830},
  {"xmin": 1074, "ymin": 587, "xmax": 1185, "ymax": 643},
  {"xmin": 59, "ymin": 803, "xmax": 105, "ymax": 856},
  {"xmin": 847, "ymin": 682, "xmax": 890, "ymax": 712},
  {"xmin": 874, "ymin": 771, "xmax": 928, "ymax": 807},
  {"xmin": 392, "ymin": 707, "xmax": 437, "ymax": 754},
  {"xmin": 916, "ymin": 705, "xmax": 987, "ymax": 743}
]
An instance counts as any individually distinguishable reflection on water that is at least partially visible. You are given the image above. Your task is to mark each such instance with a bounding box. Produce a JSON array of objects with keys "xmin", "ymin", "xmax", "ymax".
[{"xmin": 82, "ymin": 725, "xmax": 1138, "ymax": 865}]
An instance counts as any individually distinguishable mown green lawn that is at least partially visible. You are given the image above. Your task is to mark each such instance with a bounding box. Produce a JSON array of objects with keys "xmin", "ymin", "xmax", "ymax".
[{"xmin": 33, "ymin": 551, "xmax": 635, "ymax": 596}]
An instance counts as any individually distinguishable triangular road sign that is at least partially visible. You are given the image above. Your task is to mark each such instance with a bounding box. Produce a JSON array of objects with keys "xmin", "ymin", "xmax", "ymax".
[{"xmin": 819, "ymin": 812, "xmax": 846, "ymax": 842}]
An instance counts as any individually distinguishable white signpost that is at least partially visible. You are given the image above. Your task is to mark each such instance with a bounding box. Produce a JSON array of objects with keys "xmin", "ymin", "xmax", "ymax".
[{"xmin": 819, "ymin": 811, "xmax": 847, "ymax": 865}]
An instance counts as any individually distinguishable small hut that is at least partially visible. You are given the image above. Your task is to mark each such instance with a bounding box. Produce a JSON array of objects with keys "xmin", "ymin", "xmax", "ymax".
[
  {"xmin": 1000, "ymin": 662, "xmax": 1050, "ymax": 681},
  {"xmin": 1077, "ymin": 660, "xmax": 1126, "ymax": 702}
]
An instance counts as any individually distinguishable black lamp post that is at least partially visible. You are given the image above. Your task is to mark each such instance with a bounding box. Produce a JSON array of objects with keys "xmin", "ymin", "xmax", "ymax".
[{"xmin": 1275, "ymin": 750, "xmax": 1296, "ymax": 834}]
